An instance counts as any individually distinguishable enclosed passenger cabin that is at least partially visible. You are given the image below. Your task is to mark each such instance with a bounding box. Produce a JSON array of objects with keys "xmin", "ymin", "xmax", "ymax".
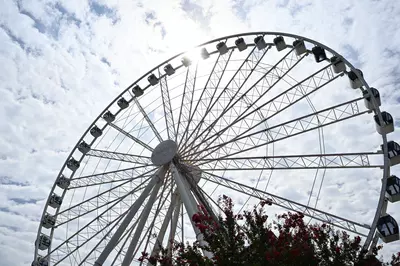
[
  {"xmin": 78, "ymin": 141, "xmax": 90, "ymax": 154},
  {"xmin": 374, "ymin": 112, "xmax": 394, "ymax": 135},
  {"xmin": 103, "ymin": 111, "xmax": 115, "ymax": 123},
  {"xmin": 42, "ymin": 213, "xmax": 56, "ymax": 229},
  {"xmin": 181, "ymin": 57, "xmax": 191, "ymax": 67},
  {"xmin": 386, "ymin": 175, "xmax": 400, "ymax": 203},
  {"xmin": 330, "ymin": 56, "xmax": 346, "ymax": 73},
  {"xmin": 132, "ymin": 85, "xmax": 144, "ymax": 97},
  {"xmin": 363, "ymin": 88, "xmax": 381, "ymax": 110},
  {"xmin": 56, "ymin": 174, "xmax": 70, "ymax": 189},
  {"xmin": 32, "ymin": 256, "xmax": 49, "ymax": 266},
  {"xmin": 386, "ymin": 141, "xmax": 400, "ymax": 166},
  {"xmin": 254, "ymin": 36, "xmax": 267, "ymax": 50},
  {"xmin": 348, "ymin": 69, "xmax": 364, "ymax": 89},
  {"xmin": 377, "ymin": 214, "xmax": 399, "ymax": 243},
  {"xmin": 235, "ymin": 37, "xmax": 247, "ymax": 51},
  {"xmin": 216, "ymin": 41, "xmax": 228, "ymax": 55},
  {"xmin": 90, "ymin": 125, "xmax": 102, "ymax": 138},
  {"xmin": 201, "ymin": 48, "xmax": 209, "ymax": 59},
  {"xmin": 164, "ymin": 64, "xmax": 175, "ymax": 75},
  {"xmin": 312, "ymin": 46, "xmax": 327, "ymax": 63},
  {"xmin": 48, "ymin": 193, "xmax": 62, "ymax": 208},
  {"xmin": 35, "ymin": 234, "xmax": 51, "ymax": 250},
  {"xmin": 117, "ymin": 97, "xmax": 129, "ymax": 109},
  {"xmin": 273, "ymin": 36, "xmax": 286, "ymax": 51},
  {"xmin": 293, "ymin": 40, "xmax": 307, "ymax": 56},
  {"xmin": 67, "ymin": 157, "xmax": 80, "ymax": 171},
  {"xmin": 147, "ymin": 74, "xmax": 159, "ymax": 86}
]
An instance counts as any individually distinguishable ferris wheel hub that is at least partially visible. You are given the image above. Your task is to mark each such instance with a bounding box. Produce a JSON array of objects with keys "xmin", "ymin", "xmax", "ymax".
[{"xmin": 151, "ymin": 139, "xmax": 178, "ymax": 166}]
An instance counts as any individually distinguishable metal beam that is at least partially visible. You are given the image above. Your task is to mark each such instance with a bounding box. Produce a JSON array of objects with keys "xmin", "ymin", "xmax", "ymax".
[
  {"xmin": 134, "ymin": 98, "xmax": 164, "ymax": 142},
  {"xmin": 108, "ymin": 122, "xmax": 154, "ymax": 152},
  {"xmin": 190, "ymin": 152, "xmax": 382, "ymax": 170},
  {"xmin": 69, "ymin": 165, "xmax": 155, "ymax": 189},
  {"xmin": 159, "ymin": 70, "xmax": 177, "ymax": 140},
  {"xmin": 201, "ymin": 171, "xmax": 371, "ymax": 235},
  {"xmin": 87, "ymin": 149, "xmax": 152, "ymax": 164}
]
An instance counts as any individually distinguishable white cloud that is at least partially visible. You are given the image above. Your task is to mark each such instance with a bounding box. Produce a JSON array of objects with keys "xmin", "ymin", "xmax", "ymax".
[{"xmin": 1, "ymin": 0, "xmax": 400, "ymax": 265}]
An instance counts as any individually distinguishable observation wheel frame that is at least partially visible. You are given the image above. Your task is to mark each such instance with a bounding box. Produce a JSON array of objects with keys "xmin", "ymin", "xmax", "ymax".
[{"xmin": 33, "ymin": 32, "xmax": 397, "ymax": 265}]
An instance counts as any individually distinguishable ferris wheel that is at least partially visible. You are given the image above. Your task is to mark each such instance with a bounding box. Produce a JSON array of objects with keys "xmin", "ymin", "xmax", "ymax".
[{"xmin": 33, "ymin": 32, "xmax": 400, "ymax": 266}]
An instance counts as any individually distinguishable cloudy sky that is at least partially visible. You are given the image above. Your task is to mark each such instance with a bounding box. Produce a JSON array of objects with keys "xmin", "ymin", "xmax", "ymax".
[{"xmin": 1, "ymin": 0, "xmax": 400, "ymax": 265}]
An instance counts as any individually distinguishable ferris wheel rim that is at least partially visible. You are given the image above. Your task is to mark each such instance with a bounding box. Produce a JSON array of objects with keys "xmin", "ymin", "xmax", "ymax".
[{"xmin": 33, "ymin": 31, "xmax": 392, "ymax": 264}]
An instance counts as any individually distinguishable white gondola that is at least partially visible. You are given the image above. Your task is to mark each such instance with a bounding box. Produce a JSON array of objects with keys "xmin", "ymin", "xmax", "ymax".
[
  {"xmin": 164, "ymin": 64, "xmax": 175, "ymax": 75},
  {"xmin": 348, "ymin": 69, "xmax": 363, "ymax": 89},
  {"xmin": 377, "ymin": 214, "xmax": 399, "ymax": 243},
  {"xmin": 32, "ymin": 256, "xmax": 49, "ymax": 266},
  {"xmin": 42, "ymin": 213, "xmax": 56, "ymax": 229},
  {"xmin": 200, "ymin": 47, "xmax": 209, "ymax": 59},
  {"xmin": 35, "ymin": 234, "xmax": 51, "ymax": 250},
  {"xmin": 235, "ymin": 37, "xmax": 247, "ymax": 51},
  {"xmin": 273, "ymin": 36, "xmax": 286, "ymax": 51},
  {"xmin": 330, "ymin": 56, "xmax": 346, "ymax": 73},
  {"xmin": 147, "ymin": 74, "xmax": 159, "ymax": 86},
  {"xmin": 78, "ymin": 141, "xmax": 91, "ymax": 154},
  {"xmin": 90, "ymin": 125, "xmax": 102, "ymax": 138},
  {"xmin": 132, "ymin": 85, "xmax": 144, "ymax": 97},
  {"xmin": 254, "ymin": 36, "xmax": 268, "ymax": 50},
  {"xmin": 386, "ymin": 141, "xmax": 400, "ymax": 166},
  {"xmin": 181, "ymin": 57, "xmax": 191, "ymax": 67},
  {"xmin": 386, "ymin": 175, "xmax": 400, "ymax": 203},
  {"xmin": 216, "ymin": 41, "xmax": 228, "ymax": 55},
  {"xmin": 56, "ymin": 174, "xmax": 70, "ymax": 189},
  {"xmin": 103, "ymin": 111, "xmax": 115, "ymax": 123},
  {"xmin": 48, "ymin": 193, "xmax": 62, "ymax": 208},
  {"xmin": 117, "ymin": 97, "xmax": 129, "ymax": 109},
  {"xmin": 312, "ymin": 46, "xmax": 327, "ymax": 63},
  {"xmin": 374, "ymin": 111, "xmax": 394, "ymax": 135},
  {"xmin": 293, "ymin": 40, "xmax": 307, "ymax": 56},
  {"xmin": 67, "ymin": 157, "xmax": 80, "ymax": 171},
  {"xmin": 363, "ymin": 88, "xmax": 381, "ymax": 110}
]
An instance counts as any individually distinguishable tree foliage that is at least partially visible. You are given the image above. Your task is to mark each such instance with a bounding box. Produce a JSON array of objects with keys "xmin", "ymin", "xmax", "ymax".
[{"xmin": 140, "ymin": 196, "xmax": 400, "ymax": 265}]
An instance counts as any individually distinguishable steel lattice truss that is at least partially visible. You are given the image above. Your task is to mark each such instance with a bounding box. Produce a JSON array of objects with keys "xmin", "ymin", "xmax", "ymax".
[
  {"xmin": 33, "ymin": 33, "xmax": 393, "ymax": 266},
  {"xmin": 191, "ymin": 152, "xmax": 381, "ymax": 170}
]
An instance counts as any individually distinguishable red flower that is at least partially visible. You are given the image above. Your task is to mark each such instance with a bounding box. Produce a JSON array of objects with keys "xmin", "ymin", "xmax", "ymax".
[{"xmin": 192, "ymin": 213, "xmax": 201, "ymax": 223}]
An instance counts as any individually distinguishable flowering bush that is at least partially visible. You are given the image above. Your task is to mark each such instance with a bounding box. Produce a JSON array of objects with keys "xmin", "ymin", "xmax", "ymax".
[{"xmin": 140, "ymin": 196, "xmax": 400, "ymax": 265}]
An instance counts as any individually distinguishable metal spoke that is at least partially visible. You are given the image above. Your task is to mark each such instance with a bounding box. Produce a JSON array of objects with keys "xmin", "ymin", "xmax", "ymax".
[
  {"xmin": 185, "ymin": 64, "xmax": 340, "ymax": 158},
  {"xmin": 69, "ymin": 165, "xmax": 155, "ymax": 189},
  {"xmin": 180, "ymin": 46, "xmax": 270, "ymax": 154},
  {"xmin": 176, "ymin": 64, "xmax": 198, "ymax": 146},
  {"xmin": 191, "ymin": 152, "xmax": 382, "ymax": 170},
  {"xmin": 190, "ymin": 98, "xmax": 369, "ymax": 159},
  {"xmin": 133, "ymin": 98, "xmax": 163, "ymax": 142},
  {"xmin": 201, "ymin": 171, "xmax": 370, "ymax": 235},
  {"xmin": 179, "ymin": 49, "xmax": 233, "ymax": 151},
  {"xmin": 159, "ymin": 70, "xmax": 177, "ymax": 140},
  {"xmin": 86, "ymin": 149, "xmax": 153, "ymax": 164},
  {"xmin": 108, "ymin": 122, "xmax": 154, "ymax": 152},
  {"xmin": 57, "ymin": 173, "xmax": 154, "ymax": 226}
]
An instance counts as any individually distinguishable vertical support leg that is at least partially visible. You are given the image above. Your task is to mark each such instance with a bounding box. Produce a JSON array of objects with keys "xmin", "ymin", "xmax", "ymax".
[
  {"xmin": 169, "ymin": 163, "xmax": 213, "ymax": 258},
  {"xmin": 121, "ymin": 166, "xmax": 168, "ymax": 266},
  {"xmin": 94, "ymin": 167, "xmax": 164, "ymax": 266}
]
